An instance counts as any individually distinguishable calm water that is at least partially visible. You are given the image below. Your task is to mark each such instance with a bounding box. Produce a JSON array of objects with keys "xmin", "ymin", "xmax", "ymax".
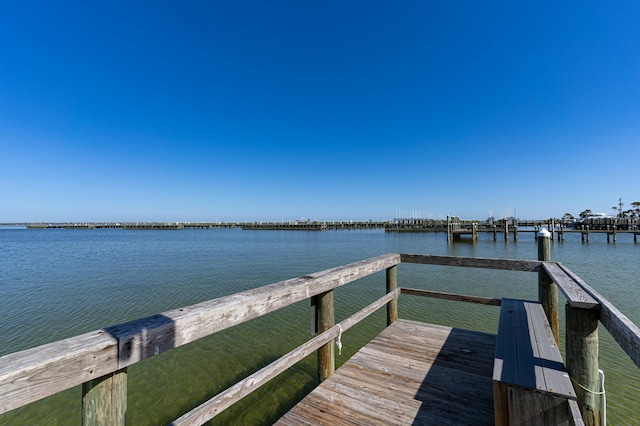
[{"xmin": 1, "ymin": 228, "xmax": 638, "ymax": 425}]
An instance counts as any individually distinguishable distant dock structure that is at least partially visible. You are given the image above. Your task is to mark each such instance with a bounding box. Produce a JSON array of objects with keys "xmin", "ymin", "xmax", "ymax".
[{"xmin": 15, "ymin": 218, "xmax": 640, "ymax": 243}]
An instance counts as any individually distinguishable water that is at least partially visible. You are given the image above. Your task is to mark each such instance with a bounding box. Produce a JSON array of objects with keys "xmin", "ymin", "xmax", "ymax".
[{"xmin": 1, "ymin": 228, "xmax": 638, "ymax": 424}]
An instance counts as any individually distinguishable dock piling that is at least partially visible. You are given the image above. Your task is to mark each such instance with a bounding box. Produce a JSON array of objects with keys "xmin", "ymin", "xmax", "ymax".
[
  {"xmin": 538, "ymin": 228, "xmax": 559, "ymax": 344},
  {"xmin": 82, "ymin": 369, "xmax": 127, "ymax": 426},
  {"xmin": 566, "ymin": 305, "xmax": 601, "ymax": 426},
  {"xmin": 315, "ymin": 290, "xmax": 335, "ymax": 381},
  {"xmin": 386, "ymin": 266, "xmax": 398, "ymax": 325}
]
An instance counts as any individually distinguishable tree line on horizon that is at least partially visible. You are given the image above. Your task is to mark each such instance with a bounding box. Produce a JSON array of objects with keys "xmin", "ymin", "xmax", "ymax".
[{"xmin": 562, "ymin": 199, "xmax": 640, "ymax": 221}]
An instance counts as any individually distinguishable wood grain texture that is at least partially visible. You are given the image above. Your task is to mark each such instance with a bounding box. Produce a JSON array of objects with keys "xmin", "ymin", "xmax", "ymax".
[
  {"xmin": 275, "ymin": 320, "xmax": 496, "ymax": 425},
  {"xmin": 401, "ymin": 287, "xmax": 502, "ymax": 306},
  {"xmin": 400, "ymin": 253, "xmax": 542, "ymax": 272},
  {"xmin": 494, "ymin": 299, "xmax": 575, "ymax": 399},
  {"xmin": 0, "ymin": 330, "xmax": 118, "ymax": 415},
  {"xmin": 559, "ymin": 263, "xmax": 640, "ymax": 370},
  {"xmin": 0, "ymin": 253, "xmax": 401, "ymax": 415},
  {"xmin": 542, "ymin": 263, "xmax": 599, "ymax": 309},
  {"xmin": 169, "ymin": 290, "xmax": 400, "ymax": 425}
]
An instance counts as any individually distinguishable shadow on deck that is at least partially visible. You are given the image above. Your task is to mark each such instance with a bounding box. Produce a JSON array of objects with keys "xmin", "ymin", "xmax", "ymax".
[{"xmin": 276, "ymin": 319, "xmax": 496, "ymax": 425}]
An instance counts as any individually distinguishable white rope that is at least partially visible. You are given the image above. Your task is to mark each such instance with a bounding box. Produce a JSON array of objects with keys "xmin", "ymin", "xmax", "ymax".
[
  {"xmin": 335, "ymin": 324, "xmax": 343, "ymax": 355},
  {"xmin": 570, "ymin": 376, "xmax": 605, "ymax": 395}
]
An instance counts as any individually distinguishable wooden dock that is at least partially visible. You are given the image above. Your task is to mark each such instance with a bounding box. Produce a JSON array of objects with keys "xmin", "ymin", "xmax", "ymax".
[
  {"xmin": 276, "ymin": 320, "xmax": 496, "ymax": 425},
  {"xmin": 2, "ymin": 248, "xmax": 640, "ymax": 425}
]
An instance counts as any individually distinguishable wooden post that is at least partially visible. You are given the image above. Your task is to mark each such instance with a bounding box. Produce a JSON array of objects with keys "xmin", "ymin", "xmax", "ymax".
[
  {"xmin": 504, "ymin": 221, "xmax": 508, "ymax": 241},
  {"xmin": 513, "ymin": 225, "xmax": 518, "ymax": 241},
  {"xmin": 447, "ymin": 215, "xmax": 451, "ymax": 241},
  {"xmin": 566, "ymin": 305, "xmax": 601, "ymax": 426},
  {"xmin": 493, "ymin": 225, "xmax": 497, "ymax": 241},
  {"xmin": 586, "ymin": 225, "xmax": 590, "ymax": 242},
  {"xmin": 82, "ymin": 369, "xmax": 127, "ymax": 426},
  {"xmin": 315, "ymin": 290, "xmax": 335, "ymax": 381},
  {"xmin": 613, "ymin": 225, "xmax": 617, "ymax": 242},
  {"xmin": 386, "ymin": 266, "xmax": 398, "ymax": 326},
  {"xmin": 538, "ymin": 228, "xmax": 559, "ymax": 344}
]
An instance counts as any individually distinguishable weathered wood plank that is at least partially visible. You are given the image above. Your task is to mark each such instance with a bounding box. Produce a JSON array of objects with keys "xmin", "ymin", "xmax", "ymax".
[
  {"xmin": 0, "ymin": 330, "xmax": 118, "ymax": 415},
  {"xmin": 170, "ymin": 290, "xmax": 400, "ymax": 425},
  {"xmin": 111, "ymin": 253, "xmax": 401, "ymax": 369},
  {"xmin": 276, "ymin": 320, "xmax": 496, "ymax": 425},
  {"xmin": 400, "ymin": 253, "xmax": 542, "ymax": 272},
  {"xmin": 542, "ymin": 262, "xmax": 599, "ymax": 309},
  {"xmin": 526, "ymin": 301, "xmax": 575, "ymax": 399},
  {"xmin": 82, "ymin": 368, "xmax": 127, "ymax": 426},
  {"xmin": 559, "ymin": 263, "xmax": 640, "ymax": 370},
  {"xmin": 494, "ymin": 299, "xmax": 575, "ymax": 399},
  {"xmin": 0, "ymin": 254, "xmax": 401, "ymax": 415},
  {"xmin": 401, "ymin": 287, "xmax": 502, "ymax": 306}
]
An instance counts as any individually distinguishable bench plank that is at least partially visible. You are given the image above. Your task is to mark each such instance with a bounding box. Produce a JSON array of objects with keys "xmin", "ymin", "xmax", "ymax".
[
  {"xmin": 494, "ymin": 299, "xmax": 576, "ymax": 400},
  {"xmin": 526, "ymin": 300, "xmax": 576, "ymax": 399}
]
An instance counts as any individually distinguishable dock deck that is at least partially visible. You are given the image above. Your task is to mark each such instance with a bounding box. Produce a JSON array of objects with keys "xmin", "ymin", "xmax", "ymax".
[{"xmin": 276, "ymin": 319, "xmax": 496, "ymax": 425}]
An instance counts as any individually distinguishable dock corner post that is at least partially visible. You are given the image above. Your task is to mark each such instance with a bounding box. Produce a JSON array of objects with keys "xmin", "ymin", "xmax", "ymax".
[
  {"xmin": 82, "ymin": 368, "xmax": 127, "ymax": 426},
  {"xmin": 566, "ymin": 304, "xmax": 601, "ymax": 426},
  {"xmin": 316, "ymin": 290, "xmax": 335, "ymax": 382},
  {"xmin": 386, "ymin": 265, "xmax": 398, "ymax": 325},
  {"xmin": 538, "ymin": 228, "xmax": 559, "ymax": 344}
]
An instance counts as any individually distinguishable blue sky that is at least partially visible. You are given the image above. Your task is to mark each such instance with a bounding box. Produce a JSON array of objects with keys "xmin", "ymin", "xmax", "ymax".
[{"xmin": 1, "ymin": 1, "xmax": 639, "ymax": 222}]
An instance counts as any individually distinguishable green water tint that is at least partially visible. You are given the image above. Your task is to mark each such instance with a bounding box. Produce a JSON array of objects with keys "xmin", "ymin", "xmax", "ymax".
[{"xmin": 1, "ymin": 229, "xmax": 639, "ymax": 424}]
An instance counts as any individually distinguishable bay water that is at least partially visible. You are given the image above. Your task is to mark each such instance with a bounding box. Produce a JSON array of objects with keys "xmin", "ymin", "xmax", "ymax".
[{"xmin": 1, "ymin": 228, "xmax": 638, "ymax": 424}]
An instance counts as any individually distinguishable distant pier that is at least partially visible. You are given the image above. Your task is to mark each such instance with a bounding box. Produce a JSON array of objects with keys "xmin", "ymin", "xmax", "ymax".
[{"xmin": 9, "ymin": 218, "xmax": 640, "ymax": 243}]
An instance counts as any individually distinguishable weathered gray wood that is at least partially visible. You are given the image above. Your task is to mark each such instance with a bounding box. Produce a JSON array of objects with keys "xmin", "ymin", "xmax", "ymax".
[
  {"xmin": 569, "ymin": 399, "xmax": 587, "ymax": 426},
  {"xmin": 400, "ymin": 253, "xmax": 542, "ymax": 272},
  {"xmin": 82, "ymin": 368, "xmax": 127, "ymax": 426},
  {"xmin": 494, "ymin": 299, "xmax": 574, "ymax": 398},
  {"xmin": 171, "ymin": 290, "xmax": 400, "ymax": 425},
  {"xmin": 276, "ymin": 320, "xmax": 496, "ymax": 425},
  {"xmin": 108, "ymin": 252, "xmax": 401, "ymax": 369},
  {"xmin": 400, "ymin": 287, "xmax": 502, "ymax": 306},
  {"xmin": 0, "ymin": 330, "xmax": 118, "ymax": 415},
  {"xmin": 494, "ymin": 299, "xmax": 577, "ymax": 426},
  {"xmin": 386, "ymin": 265, "xmax": 398, "ymax": 325},
  {"xmin": 0, "ymin": 254, "xmax": 401, "ymax": 415},
  {"xmin": 542, "ymin": 263, "xmax": 599, "ymax": 309},
  {"xmin": 566, "ymin": 304, "xmax": 601, "ymax": 426},
  {"xmin": 316, "ymin": 289, "xmax": 335, "ymax": 381},
  {"xmin": 525, "ymin": 301, "xmax": 575, "ymax": 398},
  {"xmin": 538, "ymin": 230, "xmax": 560, "ymax": 344},
  {"xmin": 559, "ymin": 263, "xmax": 640, "ymax": 371}
]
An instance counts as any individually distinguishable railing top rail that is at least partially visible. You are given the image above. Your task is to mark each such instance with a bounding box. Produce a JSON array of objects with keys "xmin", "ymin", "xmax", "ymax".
[
  {"xmin": 0, "ymin": 253, "xmax": 400, "ymax": 415},
  {"xmin": 400, "ymin": 253, "xmax": 543, "ymax": 272},
  {"xmin": 558, "ymin": 263, "xmax": 640, "ymax": 370},
  {"xmin": 541, "ymin": 262, "xmax": 599, "ymax": 309},
  {"xmin": 2, "ymin": 252, "xmax": 639, "ymax": 418}
]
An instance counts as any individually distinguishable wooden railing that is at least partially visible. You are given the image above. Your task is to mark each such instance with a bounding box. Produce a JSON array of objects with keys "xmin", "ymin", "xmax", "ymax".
[{"xmin": 1, "ymin": 249, "xmax": 639, "ymax": 425}]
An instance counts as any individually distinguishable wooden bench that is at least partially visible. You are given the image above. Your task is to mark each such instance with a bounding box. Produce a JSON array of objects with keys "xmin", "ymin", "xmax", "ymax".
[{"xmin": 493, "ymin": 298, "xmax": 583, "ymax": 425}]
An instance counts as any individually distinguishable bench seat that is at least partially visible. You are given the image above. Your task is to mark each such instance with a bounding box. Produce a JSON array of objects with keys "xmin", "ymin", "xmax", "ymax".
[{"xmin": 493, "ymin": 298, "xmax": 581, "ymax": 425}]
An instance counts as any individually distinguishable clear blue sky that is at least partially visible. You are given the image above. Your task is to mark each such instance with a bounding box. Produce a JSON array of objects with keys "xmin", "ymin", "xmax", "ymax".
[{"xmin": 1, "ymin": 1, "xmax": 639, "ymax": 222}]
